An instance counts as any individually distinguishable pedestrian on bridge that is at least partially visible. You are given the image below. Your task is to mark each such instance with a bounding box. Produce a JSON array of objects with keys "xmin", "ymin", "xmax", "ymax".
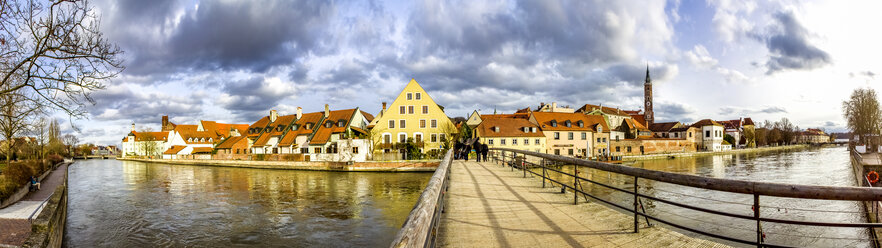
[
  {"xmin": 481, "ymin": 143, "xmax": 489, "ymax": 162},
  {"xmin": 475, "ymin": 141, "xmax": 483, "ymax": 162},
  {"xmin": 454, "ymin": 142, "xmax": 463, "ymax": 160}
]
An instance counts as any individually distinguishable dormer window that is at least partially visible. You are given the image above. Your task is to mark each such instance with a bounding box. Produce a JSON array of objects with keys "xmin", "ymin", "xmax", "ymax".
[
  {"xmin": 522, "ymin": 127, "xmax": 528, "ymax": 132},
  {"xmin": 565, "ymin": 120, "xmax": 571, "ymax": 127},
  {"xmin": 292, "ymin": 124, "xmax": 299, "ymax": 131},
  {"xmin": 325, "ymin": 121, "xmax": 332, "ymax": 128},
  {"xmin": 550, "ymin": 120, "xmax": 557, "ymax": 127},
  {"xmin": 200, "ymin": 138, "xmax": 205, "ymax": 142},
  {"xmin": 264, "ymin": 127, "xmax": 272, "ymax": 132},
  {"xmin": 209, "ymin": 138, "xmax": 213, "ymax": 142},
  {"xmin": 306, "ymin": 123, "xmax": 313, "ymax": 129},
  {"xmin": 494, "ymin": 127, "xmax": 500, "ymax": 132},
  {"xmin": 577, "ymin": 120, "xmax": 584, "ymax": 127},
  {"xmin": 337, "ymin": 120, "xmax": 345, "ymax": 127},
  {"xmin": 277, "ymin": 125, "xmax": 285, "ymax": 131},
  {"xmin": 187, "ymin": 138, "xmax": 192, "ymax": 142},
  {"xmin": 531, "ymin": 127, "xmax": 537, "ymax": 133}
]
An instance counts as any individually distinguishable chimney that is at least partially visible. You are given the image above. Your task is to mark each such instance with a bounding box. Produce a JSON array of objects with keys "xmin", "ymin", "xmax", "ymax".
[
  {"xmin": 382, "ymin": 102, "xmax": 387, "ymax": 111},
  {"xmin": 162, "ymin": 115, "xmax": 168, "ymax": 128},
  {"xmin": 551, "ymin": 102, "xmax": 557, "ymax": 110},
  {"xmin": 131, "ymin": 123, "xmax": 135, "ymax": 132},
  {"xmin": 270, "ymin": 109, "xmax": 278, "ymax": 122},
  {"xmin": 324, "ymin": 104, "xmax": 330, "ymax": 118},
  {"xmin": 296, "ymin": 107, "xmax": 303, "ymax": 119}
]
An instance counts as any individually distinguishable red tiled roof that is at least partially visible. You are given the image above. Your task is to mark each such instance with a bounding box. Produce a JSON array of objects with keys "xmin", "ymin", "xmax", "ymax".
[
  {"xmin": 310, "ymin": 109, "xmax": 358, "ymax": 145},
  {"xmin": 191, "ymin": 147, "xmax": 213, "ymax": 154},
  {"xmin": 622, "ymin": 118, "xmax": 649, "ymax": 131},
  {"xmin": 531, "ymin": 112, "xmax": 608, "ymax": 132},
  {"xmin": 247, "ymin": 117, "xmax": 270, "ymax": 138},
  {"xmin": 476, "ymin": 116, "xmax": 544, "ymax": 138},
  {"xmin": 743, "ymin": 118, "xmax": 755, "ymax": 126},
  {"xmin": 278, "ymin": 112, "xmax": 324, "ymax": 146},
  {"xmin": 163, "ymin": 145, "xmax": 187, "ymax": 155},
  {"xmin": 128, "ymin": 131, "xmax": 169, "ymax": 142},
  {"xmin": 649, "ymin": 122, "xmax": 680, "ymax": 132},
  {"xmin": 629, "ymin": 114, "xmax": 647, "ymax": 127},
  {"xmin": 690, "ymin": 119, "xmax": 723, "ymax": 128},
  {"xmin": 215, "ymin": 136, "xmax": 245, "ymax": 149},
  {"xmin": 577, "ymin": 104, "xmax": 635, "ymax": 116},
  {"xmin": 360, "ymin": 111, "xmax": 375, "ymax": 123}
]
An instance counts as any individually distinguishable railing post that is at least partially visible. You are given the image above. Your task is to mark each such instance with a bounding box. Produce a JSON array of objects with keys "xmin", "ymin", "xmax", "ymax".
[
  {"xmin": 574, "ymin": 165, "xmax": 578, "ymax": 205},
  {"xmin": 633, "ymin": 176, "xmax": 639, "ymax": 233},
  {"xmin": 523, "ymin": 156, "xmax": 527, "ymax": 178},
  {"xmin": 541, "ymin": 159, "xmax": 546, "ymax": 188},
  {"xmin": 755, "ymin": 194, "xmax": 762, "ymax": 246},
  {"xmin": 502, "ymin": 151, "xmax": 505, "ymax": 167}
]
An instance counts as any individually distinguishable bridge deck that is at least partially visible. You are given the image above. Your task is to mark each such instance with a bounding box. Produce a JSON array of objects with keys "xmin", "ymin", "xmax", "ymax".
[{"xmin": 438, "ymin": 161, "xmax": 728, "ymax": 248}]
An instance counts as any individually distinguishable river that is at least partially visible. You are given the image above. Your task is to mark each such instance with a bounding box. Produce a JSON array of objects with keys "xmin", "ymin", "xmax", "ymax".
[
  {"xmin": 63, "ymin": 160, "xmax": 430, "ymax": 247},
  {"xmin": 534, "ymin": 146, "xmax": 870, "ymax": 247}
]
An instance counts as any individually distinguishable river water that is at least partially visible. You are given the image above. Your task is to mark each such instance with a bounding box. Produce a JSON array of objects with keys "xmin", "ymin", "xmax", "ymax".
[
  {"xmin": 535, "ymin": 146, "xmax": 870, "ymax": 247},
  {"xmin": 63, "ymin": 160, "xmax": 430, "ymax": 247}
]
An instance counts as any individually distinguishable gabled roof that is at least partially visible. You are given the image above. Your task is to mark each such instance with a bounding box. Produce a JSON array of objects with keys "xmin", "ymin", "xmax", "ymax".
[
  {"xmin": 360, "ymin": 111, "xmax": 374, "ymax": 123},
  {"xmin": 278, "ymin": 112, "xmax": 324, "ymax": 147},
  {"xmin": 310, "ymin": 109, "xmax": 358, "ymax": 145},
  {"xmin": 649, "ymin": 122, "xmax": 681, "ymax": 132},
  {"xmin": 247, "ymin": 117, "xmax": 270, "ymax": 138},
  {"xmin": 530, "ymin": 112, "xmax": 608, "ymax": 132},
  {"xmin": 163, "ymin": 145, "xmax": 187, "ymax": 155},
  {"xmin": 577, "ymin": 104, "xmax": 635, "ymax": 116},
  {"xmin": 191, "ymin": 147, "xmax": 213, "ymax": 154},
  {"xmin": 476, "ymin": 115, "xmax": 544, "ymax": 138},
  {"xmin": 629, "ymin": 114, "xmax": 647, "ymax": 127},
  {"xmin": 127, "ymin": 131, "xmax": 169, "ymax": 142},
  {"xmin": 690, "ymin": 119, "xmax": 723, "ymax": 128},
  {"xmin": 215, "ymin": 136, "xmax": 245, "ymax": 149},
  {"xmin": 743, "ymin": 118, "xmax": 755, "ymax": 126},
  {"xmin": 622, "ymin": 118, "xmax": 649, "ymax": 131}
]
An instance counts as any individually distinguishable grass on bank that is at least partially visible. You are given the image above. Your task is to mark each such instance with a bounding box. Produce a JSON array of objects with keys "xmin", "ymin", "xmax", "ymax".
[{"xmin": 0, "ymin": 154, "xmax": 64, "ymax": 201}]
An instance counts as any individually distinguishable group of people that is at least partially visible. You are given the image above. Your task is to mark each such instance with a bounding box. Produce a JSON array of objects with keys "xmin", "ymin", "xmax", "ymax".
[{"xmin": 454, "ymin": 140, "xmax": 489, "ymax": 162}]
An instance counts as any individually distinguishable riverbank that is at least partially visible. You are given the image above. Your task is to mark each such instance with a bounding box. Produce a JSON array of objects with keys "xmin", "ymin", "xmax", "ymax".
[
  {"xmin": 116, "ymin": 158, "xmax": 438, "ymax": 172},
  {"xmin": 0, "ymin": 162, "xmax": 69, "ymax": 247},
  {"xmin": 622, "ymin": 144, "xmax": 809, "ymax": 161}
]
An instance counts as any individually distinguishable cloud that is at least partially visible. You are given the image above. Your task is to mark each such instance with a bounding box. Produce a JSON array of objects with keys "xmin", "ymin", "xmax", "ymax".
[
  {"xmin": 708, "ymin": 0, "xmax": 757, "ymax": 43},
  {"xmin": 752, "ymin": 11, "xmax": 831, "ymax": 74},
  {"xmin": 718, "ymin": 106, "xmax": 787, "ymax": 116},
  {"xmin": 216, "ymin": 77, "xmax": 296, "ymax": 121},
  {"xmin": 88, "ymin": 85, "xmax": 203, "ymax": 124},
  {"xmin": 684, "ymin": 45, "xmax": 752, "ymax": 83},
  {"xmin": 655, "ymin": 101, "xmax": 696, "ymax": 123}
]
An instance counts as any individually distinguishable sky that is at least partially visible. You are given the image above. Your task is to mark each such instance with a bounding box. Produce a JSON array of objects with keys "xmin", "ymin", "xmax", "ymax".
[{"xmin": 61, "ymin": 0, "xmax": 882, "ymax": 145}]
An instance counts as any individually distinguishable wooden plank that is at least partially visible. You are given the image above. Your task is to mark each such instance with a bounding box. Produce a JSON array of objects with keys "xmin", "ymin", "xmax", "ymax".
[{"xmin": 492, "ymin": 148, "xmax": 882, "ymax": 201}]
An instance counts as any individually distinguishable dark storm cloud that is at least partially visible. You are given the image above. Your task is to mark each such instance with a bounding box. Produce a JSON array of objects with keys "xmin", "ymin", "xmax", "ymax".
[
  {"xmin": 88, "ymin": 85, "xmax": 203, "ymax": 123},
  {"xmin": 753, "ymin": 11, "xmax": 831, "ymax": 74},
  {"xmin": 217, "ymin": 77, "xmax": 296, "ymax": 121},
  {"xmin": 655, "ymin": 101, "xmax": 695, "ymax": 123},
  {"xmin": 102, "ymin": 0, "xmax": 335, "ymax": 75}
]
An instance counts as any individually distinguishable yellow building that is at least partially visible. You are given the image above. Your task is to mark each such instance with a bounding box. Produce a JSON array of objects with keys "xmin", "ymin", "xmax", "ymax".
[
  {"xmin": 474, "ymin": 113, "xmax": 546, "ymax": 153},
  {"xmin": 370, "ymin": 79, "xmax": 455, "ymax": 159}
]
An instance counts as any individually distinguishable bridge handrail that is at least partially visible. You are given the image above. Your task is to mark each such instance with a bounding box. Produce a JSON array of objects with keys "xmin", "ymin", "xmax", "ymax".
[
  {"xmin": 390, "ymin": 149, "xmax": 453, "ymax": 248},
  {"xmin": 492, "ymin": 147, "xmax": 882, "ymax": 201}
]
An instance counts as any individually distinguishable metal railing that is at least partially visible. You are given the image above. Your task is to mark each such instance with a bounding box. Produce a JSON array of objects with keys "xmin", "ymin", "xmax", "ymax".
[
  {"xmin": 490, "ymin": 148, "xmax": 882, "ymax": 248},
  {"xmin": 390, "ymin": 149, "xmax": 453, "ymax": 248}
]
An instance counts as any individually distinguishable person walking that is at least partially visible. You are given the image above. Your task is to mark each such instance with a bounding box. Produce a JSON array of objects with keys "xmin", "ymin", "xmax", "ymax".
[
  {"xmin": 481, "ymin": 143, "xmax": 489, "ymax": 162},
  {"xmin": 474, "ymin": 141, "xmax": 483, "ymax": 162}
]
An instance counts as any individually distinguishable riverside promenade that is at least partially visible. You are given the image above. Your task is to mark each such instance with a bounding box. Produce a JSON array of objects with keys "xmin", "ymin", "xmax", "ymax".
[
  {"xmin": 0, "ymin": 163, "xmax": 68, "ymax": 246},
  {"xmin": 438, "ymin": 160, "xmax": 726, "ymax": 247}
]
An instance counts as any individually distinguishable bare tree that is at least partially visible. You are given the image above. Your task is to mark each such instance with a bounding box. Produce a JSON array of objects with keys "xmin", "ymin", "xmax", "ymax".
[
  {"xmin": 61, "ymin": 133, "xmax": 77, "ymax": 155},
  {"xmin": 0, "ymin": 89, "xmax": 41, "ymax": 165},
  {"xmin": 0, "ymin": 0, "xmax": 124, "ymax": 118},
  {"xmin": 136, "ymin": 128, "xmax": 159, "ymax": 157},
  {"xmin": 33, "ymin": 116, "xmax": 46, "ymax": 159},
  {"xmin": 843, "ymin": 88, "xmax": 882, "ymax": 146}
]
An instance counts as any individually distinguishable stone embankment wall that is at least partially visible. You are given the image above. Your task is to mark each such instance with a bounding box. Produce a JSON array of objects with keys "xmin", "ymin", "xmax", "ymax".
[
  {"xmin": 622, "ymin": 144, "xmax": 808, "ymax": 161},
  {"xmin": 0, "ymin": 166, "xmax": 53, "ymax": 209},
  {"xmin": 21, "ymin": 163, "xmax": 69, "ymax": 248},
  {"xmin": 116, "ymin": 158, "xmax": 438, "ymax": 172}
]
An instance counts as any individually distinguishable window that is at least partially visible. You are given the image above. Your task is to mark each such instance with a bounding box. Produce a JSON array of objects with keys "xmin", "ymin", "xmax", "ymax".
[
  {"xmin": 551, "ymin": 120, "xmax": 557, "ymax": 127},
  {"xmin": 512, "ymin": 139, "xmax": 517, "ymax": 145},
  {"xmin": 565, "ymin": 120, "xmax": 571, "ymax": 127},
  {"xmin": 408, "ymin": 106, "xmax": 414, "ymax": 114},
  {"xmin": 501, "ymin": 139, "xmax": 506, "ymax": 145},
  {"xmin": 400, "ymin": 120, "xmax": 406, "ymax": 128},
  {"xmin": 415, "ymin": 134, "xmax": 422, "ymax": 142},
  {"xmin": 407, "ymin": 93, "xmax": 412, "ymax": 100},
  {"xmin": 314, "ymin": 147, "xmax": 322, "ymax": 153},
  {"xmin": 431, "ymin": 119, "xmax": 437, "ymax": 128},
  {"xmin": 602, "ymin": 138, "xmax": 606, "ymax": 142},
  {"xmin": 301, "ymin": 148, "xmax": 309, "ymax": 153},
  {"xmin": 422, "ymin": 105, "xmax": 428, "ymax": 114},
  {"xmin": 389, "ymin": 120, "xmax": 395, "ymax": 128},
  {"xmin": 554, "ymin": 149, "xmax": 560, "ymax": 155},
  {"xmin": 581, "ymin": 133, "xmax": 587, "ymax": 140},
  {"xmin": 325, "ymin": 121, "xmax": 332, "ymax": 128},
  {"xmin": 596, "ymin": 138, "xmax": 601, "ymax": 143},
  {"xmin": 208, "ymin": 138, "xmax": 213, "ymax": 142},
  {"xmin": 420, "ymin": 119, "xmax": 426, "ymax": 128},
  {"xmin": 400, "ymin": 106, "xmax": 406, "ymax": 114},
  {"xmin": 306, "ymin": 123, "xmax": 313, "ymax": 129},
  {"xmin": 705, "ymin": 131, "xmax": 710, "ymax": 137},
  {"xmin": 416, "ymin": 92, "xmax": 421, "ymax": 100},
  {"xmin": 235, "ymin": 149, "xmax": 240, "ymax": 154},
  {"xmin": 292, "ymin": 124, "xmax": 299, "ymax": 131},
  {"xmin": 352, "ymin": 147, "xmax": 359, "ymax": 154},
  {"xmin": 440, "ymin": 134, "xmax": 446, "ymax": 142},
  {"xmin": 615, "ymin": 146, "xmax": 620, "ymax": 152},
  {"xmin": 554, "ymin": 132, "xmax": 560, "ymax": 140},
  {"xmin": 272, "ymin": 148, "xmax": 278, "ymax": 154},
  {"xmin": 338, "ymin": 121, "xmax": 345, "ymax": 127},
  {"xmin": 277, "ymin": 125, "xmax": 285, "ymax": 131},
  {"xmin": 489, "ymin": 139, "xmax": 494, "ymax": 145},
  {"xmin": 689, "ymin": 132, "xmax": 693, "ymax": 138},
  {"xmin": 627, "ymin": 146, "xmax": 632, "ymax": 152},
  {"xmin": 568, "ymin": 149, "xmax": 574, "ymax": 155},
  {"xmin": 524, "ymin": 139, "xmax": 529, "ymax": 145},
  {"xmin": 431, "ymin": 134, "xmax": 438, "ymax": 142},
  {"xmin": 535, "ymin": 139, "xmax": 540, "ymax": 145},
  {"xmin": 399, "ymin": 134, "xmax": 407, "ymax": 142},
  {"xmin": 384, "ymin": 134, "xmax": 391, "ymax": 144},
  {"xmin": 568, "ymin": 132, "xmax": 574, "ymax": 140}
]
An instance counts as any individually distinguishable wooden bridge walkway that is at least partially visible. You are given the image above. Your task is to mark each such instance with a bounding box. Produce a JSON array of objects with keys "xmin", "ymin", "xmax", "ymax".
[{"xmin": 437, "ymin": 160, "xmax": 727, "ymax": 248}]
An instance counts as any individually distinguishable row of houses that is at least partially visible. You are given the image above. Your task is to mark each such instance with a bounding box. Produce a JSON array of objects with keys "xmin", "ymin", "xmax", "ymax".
[{"xmin": 121, "ymin": 74, "xmax": 828, "ymax": 162}]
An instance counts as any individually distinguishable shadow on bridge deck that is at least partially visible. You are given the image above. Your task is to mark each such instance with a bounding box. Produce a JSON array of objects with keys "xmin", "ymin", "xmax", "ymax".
[{"xmin": 438, "ymin": 160, "xmax": 727, "ymax": 248}]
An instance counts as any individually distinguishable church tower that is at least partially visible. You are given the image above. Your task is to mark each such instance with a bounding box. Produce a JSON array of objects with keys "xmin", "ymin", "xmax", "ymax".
[{"xmin": 644, "ymin": 66, "xmax": 654, "ymax": 125}]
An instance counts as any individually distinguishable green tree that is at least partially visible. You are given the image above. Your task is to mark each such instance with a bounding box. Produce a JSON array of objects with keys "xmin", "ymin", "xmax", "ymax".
[
  {"xmin": 842, "ymin": 88, "xmax": 882, "ymax": 146},
  {"xmin": 723, "ymin": 134, "xmax": 735, "ymax": 147}
]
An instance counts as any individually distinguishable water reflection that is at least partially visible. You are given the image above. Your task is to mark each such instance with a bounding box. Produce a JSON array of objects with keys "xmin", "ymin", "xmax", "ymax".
[
  {"xmin": 64, "ymin": 160, "xmax": 430, "ymax": 247},
  {"xmin": 533, "ymin": 146, "xmax": 870, "ymax": 247}
]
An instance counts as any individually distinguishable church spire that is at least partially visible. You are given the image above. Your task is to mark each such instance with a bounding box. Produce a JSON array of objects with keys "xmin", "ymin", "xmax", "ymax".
[{"xmin": 645, "ymin": 64, "xmax": 651, "ymax": 84}]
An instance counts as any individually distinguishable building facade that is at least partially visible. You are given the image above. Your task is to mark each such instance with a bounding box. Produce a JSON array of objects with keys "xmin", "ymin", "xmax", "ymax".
[
  {"xmin": 529, "ymin": 112, "xmax": 608, "ymax": 158},
  {"xmin": 474, "ymin": 114, "xmax": 546, "ymax": 153},
  {"xmin": 370, "ymin": 79, "xmax": 455, "ymax": 159}
]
